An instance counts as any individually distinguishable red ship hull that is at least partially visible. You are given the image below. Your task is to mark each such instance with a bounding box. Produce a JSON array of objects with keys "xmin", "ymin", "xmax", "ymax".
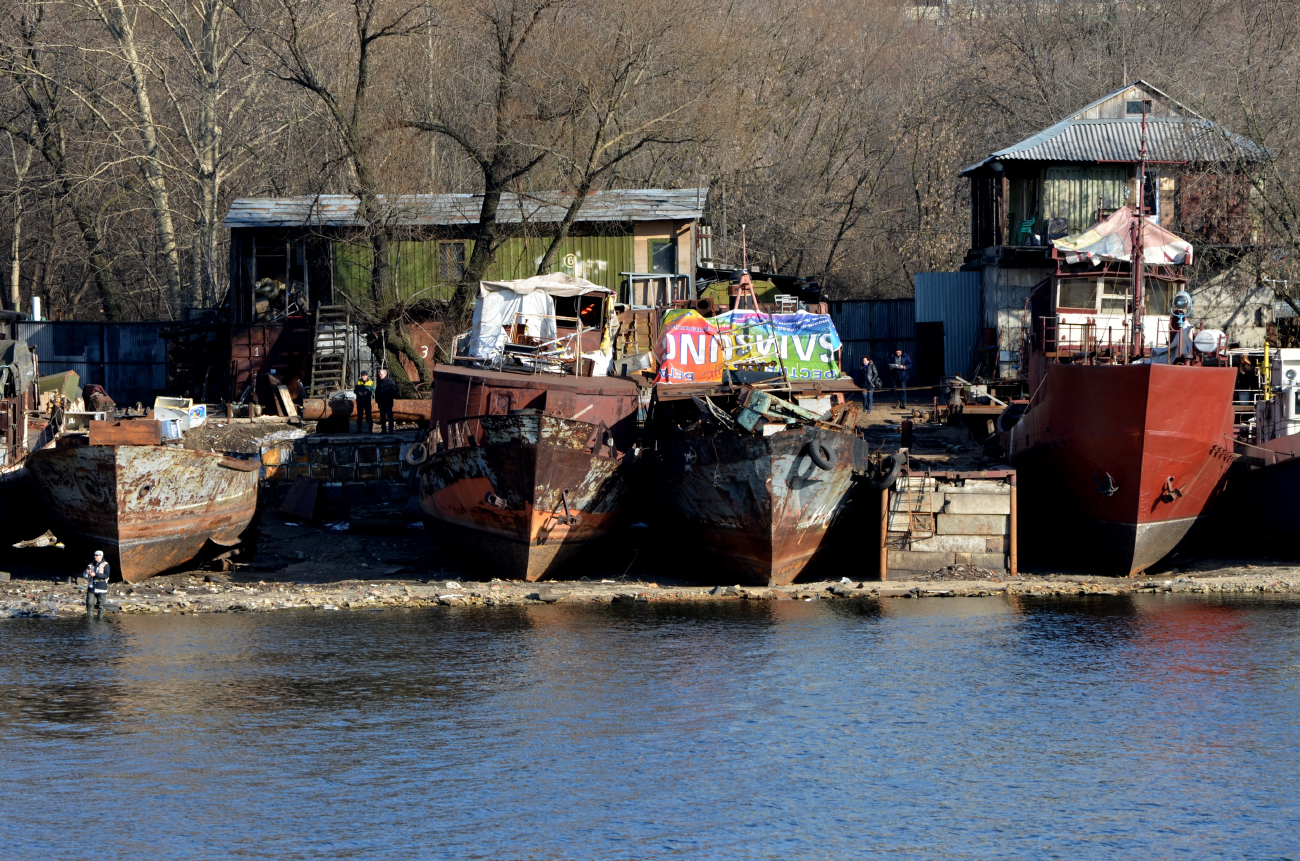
[{"xmin": 1009, "ymin": 363, "xmax": 1236, "ymax": 575}]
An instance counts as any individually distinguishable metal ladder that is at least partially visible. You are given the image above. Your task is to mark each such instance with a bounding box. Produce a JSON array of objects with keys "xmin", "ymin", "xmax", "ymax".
[
  {"xmin": 889, "ymin": 459, "xmax": 935, "ymax": 542},
  {"xmin": 310, "ymin": 305, "xmax": 350, "ymax": 396}
]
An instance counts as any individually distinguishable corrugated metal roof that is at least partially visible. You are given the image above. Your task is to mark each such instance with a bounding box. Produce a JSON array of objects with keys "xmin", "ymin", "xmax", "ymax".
[
  {"xmin": 224, "ymin": 188, "xmax": 708, "ymax": 228},
  {"xmin": 915, "ymin": 271, "xmax": 983, "ymax": 378},
  {"xmin": 962, "ymin": 81, "xmax": 1265, "ymax": 174},
  {"xmin": 984, "ymin": 119, "xmax": 1262, "ymax": 165}
]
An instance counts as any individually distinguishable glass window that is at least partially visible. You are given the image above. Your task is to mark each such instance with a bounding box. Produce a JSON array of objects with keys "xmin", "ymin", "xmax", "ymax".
[
  {"xmin": 1057, "ymin": 279, "xmax": 1097, "ymax": 311},
  {"xmin": 1143, "ymin": 279, "xmax": 1175, "ymax": 315},
  {"xmin": 650, "ymin": 239, "xmax": 677, "ymax": 274},
  {"xmin": 1099, "ymin": 279, "xmax": 1129, "ymax": 315},
  {"xmin": 438, "ymin": 241, "xmax": 466, "ymax": 283}
]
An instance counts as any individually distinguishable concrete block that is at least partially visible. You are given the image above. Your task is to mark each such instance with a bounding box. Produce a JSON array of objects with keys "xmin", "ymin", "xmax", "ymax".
[
  {"xmin": 334, "ymin": 464, "xmax": 355, "ymax": 481},
  {"xmin": 379, "ymin": 445, "xmax": 400, "ymax": 462},
  {"xmin": 909, "ymin": 535, "xmax": 987, "ymax": 553},
  {"xmin": 357, "ymin": 464, "xmax": 380, "ymax": 480},
  {"xmin": 381, "ymin": 463, "xmax": 403, "ymax": 479},
  {"xmin": 973, "ymin": 552, "xmax": 1008, "ymax": 570},
  {"xmin": 293, "ymin": 450, "xmax": 310, "ymax": 464},
  {"xmin": 260, "ymin": 447, "xmax": 282, "ymax": 466},
  {"xmin": 343, "ymin": 481, "xmax": 368, "ymax": 501},
  {"xmin": 985, "ymin": 536, "xmax": 1006, "ymax": 553},
  {"xmin": 936, "ymin": 514, "xmax": 1008, "ymax": 536},
  {"xmin": 888, "ymin": 512, "xmax": 932, "ymax": 535},
  {"xmin": 954, "ymin": 552, "xmax": 972, "ymax": 564},
  {"xmin": 311, "ymin": 463, "xmax": 333, "ymax": 480},
  {"xmin": 945, "ymin": 482, "xmax": 1010, "ymax": 495},
  {"xmin": 309, "ymin": 448, "xmax": 329, "ymax": 464},
  {"xmin": 357, "ymin": 445, "xmax": 378, "ymax": 464},
  {"xmin": 887, "ymin": 550, "xmax": 953, "ymax": 571},
  {"xmin": 944, "ymin": 493, "xmax": 1012, "ymax": 515},
  {"xmin": 262, "ymin": 465, "xmax": 283, "ymax": 481}
]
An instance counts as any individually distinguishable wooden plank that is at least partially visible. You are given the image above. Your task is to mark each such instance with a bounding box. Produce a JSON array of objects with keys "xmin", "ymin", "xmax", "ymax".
[
  {"xmin": 276, "ymin": 385, "xmax": 298, "ymax": 418},
  {"xmin": 88, "ymin": 420, "xmax": 162, "ymax": 447}
]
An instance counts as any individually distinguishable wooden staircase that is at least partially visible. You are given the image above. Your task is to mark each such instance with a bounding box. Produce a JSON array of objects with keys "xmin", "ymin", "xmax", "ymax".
[{"xmin": 310, "ymin": 305, "xmax": 350, "ymax": 396}]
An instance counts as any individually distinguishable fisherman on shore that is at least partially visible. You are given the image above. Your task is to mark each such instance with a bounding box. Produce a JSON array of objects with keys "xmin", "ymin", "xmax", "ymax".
[
  {"xmin": 858, "ymin": 356, "xmax": 881, "ymax": 412},
  {"xmin": 85, "ymin": 550, "xmax": 109, "ymax": 617},
  {"xmin": 889, "ymin": 348, "xmax": 913, "ymax": 408},
  {"xmin": 354, "ymin": 371, "xmax": 375, "ymax": 433},
  {"xmin": 375, "ymin": 367, "xmax": 398, "ymax": 434}
]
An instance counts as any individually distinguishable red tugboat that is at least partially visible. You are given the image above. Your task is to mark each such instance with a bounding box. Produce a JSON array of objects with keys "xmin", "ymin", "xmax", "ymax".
[{"xmin": 1006, "ymin": 116, "xmax": 1236, "ymax": 575}]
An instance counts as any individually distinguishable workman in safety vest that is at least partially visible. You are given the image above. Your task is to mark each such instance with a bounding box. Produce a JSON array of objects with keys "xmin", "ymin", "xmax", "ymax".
[
  {"xmin": 85, "ymin": 550, "xmax": 109, "ymax": 617},
  {"xmin": 354, "ymin": 371, "xmax": 375, "ymax": 433}
]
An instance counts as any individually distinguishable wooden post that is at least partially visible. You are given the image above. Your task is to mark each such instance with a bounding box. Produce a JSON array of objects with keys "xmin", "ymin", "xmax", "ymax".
[
  {"xmin": 1008, "ymin": 474, "xmax": 1018, "ymax": 577},
  {"xmin": 879, "ymin": 485, "xmax": 890, "ymax": 581}
]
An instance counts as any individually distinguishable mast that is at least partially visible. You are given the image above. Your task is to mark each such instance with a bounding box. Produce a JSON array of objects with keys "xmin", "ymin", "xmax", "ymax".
[{"xmin": 1132, "ymin": 98, "xmax": 1150, "ymax": 360}]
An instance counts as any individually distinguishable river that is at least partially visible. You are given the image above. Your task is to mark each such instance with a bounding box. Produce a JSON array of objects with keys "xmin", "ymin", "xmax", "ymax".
[{"xmin": 2, "ymin": 594, "xmax": 1298, "ymax": 859}]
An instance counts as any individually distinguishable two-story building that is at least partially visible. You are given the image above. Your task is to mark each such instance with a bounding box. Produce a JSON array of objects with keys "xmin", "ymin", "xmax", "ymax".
[{"xmin": 959, "ymin": 81, "xmax": 1268, "ymax": 377}]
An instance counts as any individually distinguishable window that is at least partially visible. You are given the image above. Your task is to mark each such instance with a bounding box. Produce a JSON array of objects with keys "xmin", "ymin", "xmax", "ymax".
[
  {"xmin": 1143, "ymin": 279, "xmax": 1176, "ymax": 315},
  {"xmin": 439, "ymin": 241, "xmax": 466, "ymax": 283},
  {"xmin": 1057, "ymin": 279, "xmax": 1097, "ymax": 311},
  {"xmin": 1126, "ymin": 100, "xmax": 1150, "ymax": 116},
  {"xmin": 650, "ymin": 239, "xmax": 677, "ymax": 274},
  {"xmin": 1099, "ymin": 279, "xmax": 1129, "ymax": 315}
]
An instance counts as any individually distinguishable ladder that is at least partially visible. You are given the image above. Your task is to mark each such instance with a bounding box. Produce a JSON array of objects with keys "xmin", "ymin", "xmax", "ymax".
[
  {"xmin": 310, "ymin": 305, "xmax": 350, "ymax": 396},
  {"xmin": 888, "ymin": 459, "xmax": 935, "ymax": 542}
]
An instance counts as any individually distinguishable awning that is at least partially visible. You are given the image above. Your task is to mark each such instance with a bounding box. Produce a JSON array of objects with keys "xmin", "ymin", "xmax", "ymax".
[{"xmin": 1052, "ymin": 206, "xmax": 1193, "ymax": 266}]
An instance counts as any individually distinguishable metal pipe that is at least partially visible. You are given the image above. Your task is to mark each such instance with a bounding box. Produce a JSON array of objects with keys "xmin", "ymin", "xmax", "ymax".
[
  {"xmin": 301, "ymin": 398, "xmax": 431, "ymax": 422},
  {"xmin": 879, "ymin": 486, "xmax": 890, "ymax": 581}
]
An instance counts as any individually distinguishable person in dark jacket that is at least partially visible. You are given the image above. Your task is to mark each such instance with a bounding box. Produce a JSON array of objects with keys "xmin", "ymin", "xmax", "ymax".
[
  {"xmin": 375, "ymin": 367, "xmax": 398, "ymax": 433},
  {"xmin": 888, "ymin": 349, "xmax": 913, "ymax": 407},
  {"xmin": 858, "ymin": 356, "xmax": 882, "ymax": 412},
  {"xmin": 354, "ymin": 371, "xmax": 375, "ymax": 433},
  {"xmin": 85, "ymin": 550, "xmax": 109, "ymax": 617}
]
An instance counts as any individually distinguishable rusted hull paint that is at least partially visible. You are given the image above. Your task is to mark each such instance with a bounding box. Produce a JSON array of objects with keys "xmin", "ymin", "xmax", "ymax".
[
  {"xmin": 26, "ymin": 444, "xmax": 260, "ymax": 582},
  {"xmin": 418, "ymin": 414, "xmax": 632, "ymax": 581},
  {"xmin": 655, "ymin": 426, "xmax": 870, "ymax": 586},
  {"xmin": 1010, "ymin": 362, "xmax": 1237, "ymax": 575}
]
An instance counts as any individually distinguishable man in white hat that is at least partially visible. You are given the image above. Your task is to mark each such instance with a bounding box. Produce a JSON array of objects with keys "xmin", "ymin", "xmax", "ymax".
[{"xmin": 85, "ymin": 551, "xmax": 110, "ymax": 617}]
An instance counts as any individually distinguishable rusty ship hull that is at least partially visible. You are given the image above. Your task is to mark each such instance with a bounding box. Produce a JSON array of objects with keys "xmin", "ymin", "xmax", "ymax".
[
  {"xmin": 418, "ymin": 413, "xmax": 633, "ymax": 581},
  {"xmin": 654, "ymin": 425, "xmax": 870, "ymax": 586},
  {"xmin": 0, "ymin": 465, "xmax": 43, "ymax": 546},
  {"xmin": 26, "ymin": 442, "xmax": 260, "ymax": 582},
  {"xmin": 1009, "ymin": 362, "xmax": 1236, "ymax": 575}
]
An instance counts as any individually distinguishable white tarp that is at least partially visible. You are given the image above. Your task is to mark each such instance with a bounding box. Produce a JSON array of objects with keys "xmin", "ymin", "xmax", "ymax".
[
  {"xmin": 1051, "ymin": 206, "xmax": 1193, "ymax": 266},
  {"xmin": 466, "ymin": 274, "xmax": 613, "ymax": 360}
]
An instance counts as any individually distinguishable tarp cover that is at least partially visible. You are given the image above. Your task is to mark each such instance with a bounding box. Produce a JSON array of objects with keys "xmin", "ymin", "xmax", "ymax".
[
  {"xmin": 1052, "ymin": 206, "xmax": 1193, "ymax": 266},
  {"xmin": 467, "ymin": 274, "xmax": 612, "ymax": 360}
]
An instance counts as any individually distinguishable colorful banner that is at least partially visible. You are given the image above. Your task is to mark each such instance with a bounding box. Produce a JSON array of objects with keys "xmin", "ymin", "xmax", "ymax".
[{"xmin": 655, "ymin": 309, "xmax": 843, "ymax": 384}]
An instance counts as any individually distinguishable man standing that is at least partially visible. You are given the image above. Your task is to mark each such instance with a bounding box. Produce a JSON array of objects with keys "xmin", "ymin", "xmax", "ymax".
[
  {"xmin": 375, "ymin": 367, "xmax": 398, "ymax": 434},
  {"xmin": 354, "ymin": 371, "xmax": 375, "ymax": 433},
  {"xmin": 85, "ymin": 550, "xmax": 109, "ymax": 617},
  {"xmin": 858, "ymin": 356, "xmax": 881, "ymax": 412},
  {"xmin": 889, "ymin": 348, "xmax": 913, "ymax": 408}
]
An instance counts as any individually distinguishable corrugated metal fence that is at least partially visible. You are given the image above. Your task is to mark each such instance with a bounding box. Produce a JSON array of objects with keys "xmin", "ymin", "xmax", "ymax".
[
  {"xmin": 18, "ymin": 321, "xmax": 167, "ymax": 405},
  {"xmin": 915, "ymin": 271, "xmax": 983, "ymax": 379},
  {"xmin": 829, "ymin": 299, "xmax": 917, "ymax": 379}
]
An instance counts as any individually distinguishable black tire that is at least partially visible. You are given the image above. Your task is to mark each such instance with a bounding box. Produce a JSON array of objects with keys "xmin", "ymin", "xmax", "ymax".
[
  {"xmin": 808, "ymin": 441, "xmax": 836, "ymax": 470},
  {"xmin": 403, "ymin": 442, "xmax": 429, "ymax": 466},
  {"xmin": 863, "ymin": 454, "xmax": 903, "ymax": 490}
]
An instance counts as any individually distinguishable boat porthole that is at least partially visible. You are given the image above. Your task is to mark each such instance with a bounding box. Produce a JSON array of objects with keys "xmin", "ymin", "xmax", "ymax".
[{"xmin": 137, "ymin": 485, "xmax": 152, "ymax": 500}]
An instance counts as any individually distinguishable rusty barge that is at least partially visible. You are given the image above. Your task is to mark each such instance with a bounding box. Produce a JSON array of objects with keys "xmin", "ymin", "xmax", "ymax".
[
  {"xmin": 416, "ymin": 275, "xmax": 642, "ymax": 580},
  {"xmin": 648, "ymin": 381, "xmax": 871, "ymax": 586},
  {"xmin": 1, "ymin": 333, "xmax": 57, "ymax": 546},
  {"xmin": 26, "ymin": 422, "xmax": 260, "ymax": 582}
]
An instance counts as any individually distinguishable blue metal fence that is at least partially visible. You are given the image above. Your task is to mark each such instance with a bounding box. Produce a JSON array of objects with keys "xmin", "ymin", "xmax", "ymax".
[
  {"xmin": 18, "ymin": 321, "xmax": 167, "ymax": 405},
  {"xmin": 915, "ymin": 271, "xmax": 983, "ymax": 379},
  {"xmin": 829, "ymin": 298, "xmax": 917, "ymax": 381}
]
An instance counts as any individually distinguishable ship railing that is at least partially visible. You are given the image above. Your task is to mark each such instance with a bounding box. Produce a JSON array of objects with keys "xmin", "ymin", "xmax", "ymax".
[{"xmin": 1033, "ymin": 316, "xmax": 1176, "ymax": 364}]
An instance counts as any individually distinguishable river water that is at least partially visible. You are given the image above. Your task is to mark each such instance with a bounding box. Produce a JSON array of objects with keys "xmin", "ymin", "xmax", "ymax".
[{"xmin": 2, "ymin": 594, "xmax": 1298, "ymax": 860}]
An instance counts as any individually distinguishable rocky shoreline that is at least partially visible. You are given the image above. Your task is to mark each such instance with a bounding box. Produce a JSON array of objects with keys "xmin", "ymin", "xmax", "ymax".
[{"xmin": 3, "ymin": 565, "xmax": 1300, "ymax": 619}]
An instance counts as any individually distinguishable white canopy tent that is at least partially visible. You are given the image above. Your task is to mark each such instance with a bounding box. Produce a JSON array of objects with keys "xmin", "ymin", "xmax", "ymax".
[{"xmin": 465, "ymin": 273, "xmax": 613, "ymax": 362}]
